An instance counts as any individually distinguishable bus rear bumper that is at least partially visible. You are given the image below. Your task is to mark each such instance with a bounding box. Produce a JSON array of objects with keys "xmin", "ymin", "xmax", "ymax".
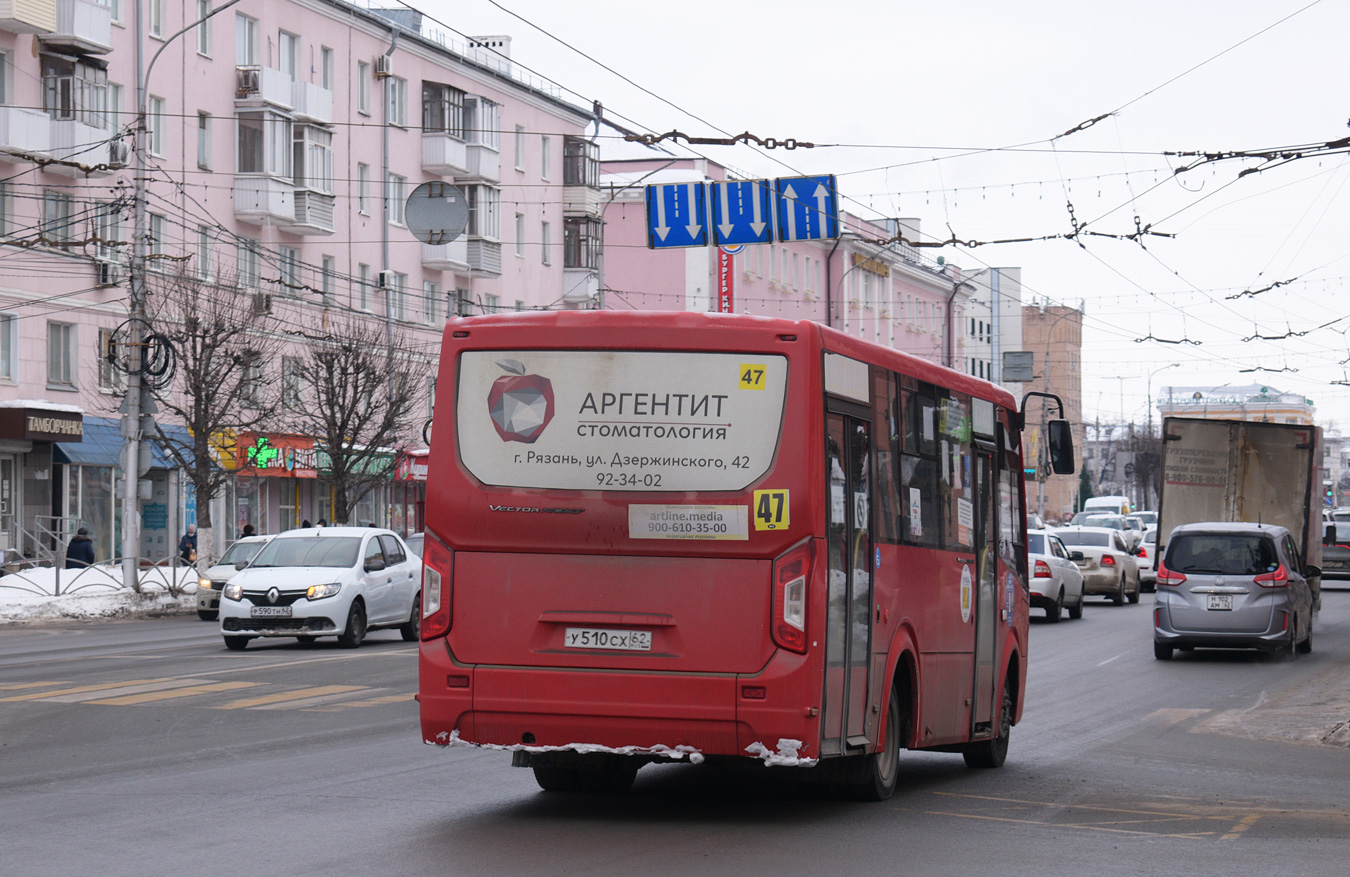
[{"xmin": 419, "ymin": 642, "xmax": 819, "ymax": 763}]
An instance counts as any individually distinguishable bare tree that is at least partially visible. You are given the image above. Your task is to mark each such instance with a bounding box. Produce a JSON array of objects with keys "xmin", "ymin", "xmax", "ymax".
[
  {"xmin": 144, "ymin": 267, "xmax": 284, "ymax": 568},
  {"xmin": 286, "ymin": 314, "xmax": 425, "ymax": 525}
]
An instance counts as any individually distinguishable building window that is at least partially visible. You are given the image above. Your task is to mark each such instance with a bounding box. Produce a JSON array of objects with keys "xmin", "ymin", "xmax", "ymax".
[
  {"xmin": 98, "ymin": 328, "xmax": 125, "ymax": 393},
  {"xmin": 358, "ymin": 263, "xmax": 370, "ymax": 310},
  {"xmin": 321, "ymin": 255, "xmax": 335, "ymax": 298},
  {"xmin": 237, "ymin": 239, "xmax": 260, "ymax": 289},
  {"xmin": 464, "ymin": 96, "xmax": 499, "ymax": 147},
  {"xmin": 293, "ymin": 125, "xmax": 333, "ymax": 192},
  {"xmin": 564, "ymin": 217, "xmax": 601, "ymax": 270},
  {"xmin": 47, "ymin": 322, "xmax": 76, "ymax": 387},
  {"xmin": 0, "ymin": 50, "xmax": 7, "ymax": 104},
  {"xmin": 514, "ymin": 125, "xmax": 525, "ymax": 170},
  {"xmin": 237, "ymin": 109, "xmax": 291, "ymax": 176},
  {"xmin": 465, "ymin": 185, "xmax": 500, "ymax": 239},
  {"xmin": 197, "ymin": 226, "xmax": 213, "ymax": 280},
  {"xmin": 357, "ymin": 162, "xmax": 369, "ymax": 213},
  {"xmin": 483, "ymin": 293, "xmax": 500, "ymax": 314},
  {"xmin": 147, "ymin": 96, "xmax": 165, "ymax": 155},
  {"xmin": 563, "ymin": 136, "xmax": 598, "ymax": 186},
  {"xmin": 278, "ymin": 31, "xmax": 299, "ymax": 80},
  {"xmin": 385, "ymin": 76, "xmax": 407, "ymax": 127},
  {"xmin": 196, "ymin": 1, "xmax": 212, "ymax": 55},
  {"xmin": 240, "ymin": 351, "xmax": 263, "ymax": 407},
  {"xmin": 94, "ymin": 200, "xmax": 122, "ymax": 261},
  {"xmin": 540, "ymin": 221, "xmax": 550, "ymax": 265},
  {"xmin": 235, "ymin": 13, "xmax": 259, "ymax": 66},
  {"xmin": 422, "ymin": 81, "xmax": 464, "ymax": 136},
  {"xmin": 514, "ymin": 213, "xmax": 524, "ymax": 257},
  {"xmin": 149, "ymin": 0, "xmax": 165, "ymax": 38},
  {"xmin": 0, "ymin": 313, "xmax": 15, "ymax": 381},
  {"xmin": 540, "ymin": 135, "xmax": 550, "ymax": 180},
  {"xmin": 423, "ymin": 281, "xmax": 439, "ymax": 324},
  {"xmin": 109, "ymin": 0, "xmax": 122, "ymax": 25},
  {"xmin": 279, "ymin": 246, "xmax": 300, "ymax": 296},
  {"xmin": 197, "ymin": 112, "xmax": 211, "ymax": 169},
  {"xmin": 320, "ymin": 47, "xmax": 334, "ymax": 90},
  {"xmin": 42, "ymin": 54, "xmax": 108, "ymax": 128},
  {"xmin": 356, "ymin": 61, "xmax": 369, "ymax": 114},
  {"xmin": 41, "ymin": 191, "xmax": 76, "ymax": 246},
  {"xmin": 389, "ymin": 272, "xmax": 407, "ymax": 321},
  {"xmin": 386, "ymin": 173, "xmax": 406, "ymax": 225},
  {"xmin": 515, "ymin": 299, "xmax": 524, "ymax": 311},
  {"xmin": 148, "ymin": 213, "xmax": 166, "ymax": 271},
  {"xmin": 282, "ymin": 356, "xmax": 302, "ymax": 409},
  {"xmin": 426, "ymin": 376, "xmax": 436, "ymax": 418}
]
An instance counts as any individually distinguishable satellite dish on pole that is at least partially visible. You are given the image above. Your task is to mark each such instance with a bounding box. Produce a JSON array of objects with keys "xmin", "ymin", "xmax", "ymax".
[{"xmin": 405, "ymin": 182, "xmax": 469, "ymax": 244}]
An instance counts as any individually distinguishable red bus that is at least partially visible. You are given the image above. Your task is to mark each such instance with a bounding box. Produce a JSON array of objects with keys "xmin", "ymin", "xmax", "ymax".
[{"xmin": 418, "ymin": 311, "xmax": 1073, "ymax": 798}]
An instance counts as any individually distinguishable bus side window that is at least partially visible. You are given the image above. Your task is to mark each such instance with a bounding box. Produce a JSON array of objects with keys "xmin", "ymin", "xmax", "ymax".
[{"xmin": 872, "ymin": 368, "xmax": 901, "ymax": 544}]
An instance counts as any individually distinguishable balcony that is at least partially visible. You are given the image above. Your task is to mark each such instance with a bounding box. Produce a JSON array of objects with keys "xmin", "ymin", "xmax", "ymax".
[
  {"xmin": 422, "ymin": 239, "xmax": 469, "ymax": 272},
  {"xmin": 279, "ymin": 190, "xmax": 335, "ymax": 235},
  {"xmin": 465, "ymin": 240, "xmax": 501, "ymax": 276},
  {"xmin": 290, "ymin": 81, "xmax": 332, "ymax": 124},
  {"xmin": 422, "ymin": 132, "xmax": 468, "ymax": 176},
  {"xmin": 459, "ymin": 143, "xmax": 499, "ymax": 183},
  {"xmin": 235, "ymin": 66, "xmax": 293, "ymax": 110},
  {"xmin": 39, "ymin": 0, "xmax": 111, "ymax": 54},
  {"xmin": 233, "ymin": 175, "xmax": 295, "ymax": 226},
  {"xmin": 0, "ymin": 0, "xmax": 55, "ymax": 34},
  {"xmin": 562, "ymin": 267, "xmax": 599, "ymax": 304},
  {"xmin": 46, "ymin": 118, "xmax": 110, "ymax": 176},
  {"xmin": 0, "ymin": 107, "xmax": 52, "ymax": 159},
  {"xmin": 562, "ymin": 184, "xmax": 602, "ymax": 217}
]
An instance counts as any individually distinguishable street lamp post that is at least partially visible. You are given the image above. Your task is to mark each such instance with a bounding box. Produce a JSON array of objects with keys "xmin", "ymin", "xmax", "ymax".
[{"xmin": 1146, "ymin": 362, "xmax": 1180, "ymax": 439}]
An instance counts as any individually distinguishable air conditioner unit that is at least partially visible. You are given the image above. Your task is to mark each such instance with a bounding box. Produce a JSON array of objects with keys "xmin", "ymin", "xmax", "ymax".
[
  {"xmin": 235, "ymin": 66, "xmax": 261, "ymax": 97},
  {"xmin": 377, "ymin": 270, "xmax": 394, "ymax": 289},
  {"xmin": 374, "ymin": 54, "xmax": 394, "ymax": 78},
  {"xmin": 94, "ymin": 259, "xmax": 119, "ymax": 288},
  {"xmin": 107, "ymin": 138, "xmax": 129, "ymax": 168},
  {"xmin": 252, "ymin": 292, "xmax": 273, "ymax": 315}
]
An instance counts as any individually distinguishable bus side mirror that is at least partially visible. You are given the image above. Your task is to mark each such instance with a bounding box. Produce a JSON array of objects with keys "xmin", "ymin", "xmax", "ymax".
[{"xmin": 1048, "ymin": 419, "xmax": 1075, "ymax": 475}]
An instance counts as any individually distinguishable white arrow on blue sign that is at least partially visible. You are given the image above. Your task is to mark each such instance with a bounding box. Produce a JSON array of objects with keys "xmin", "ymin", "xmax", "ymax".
[
  {"xmin": 775, "ymin": 175, "xmax": 839, "ymax": 242},
  {"xmin": 710, "ymin": 180, "xmax": 773, "ymax": 247},
  {"xmin": 645, "ymin": 182, "xmax": 709, "ymax": 249}
]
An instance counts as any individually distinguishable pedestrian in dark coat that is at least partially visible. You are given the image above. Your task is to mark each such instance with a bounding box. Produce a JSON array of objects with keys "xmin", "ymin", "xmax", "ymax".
[
  {"xmin": 66, "ymin": 527, "xmax": 95, "ymax": 568},
  {"xmin": 178, "ymin": 524, "xmax": 197, "ymax": 562}
]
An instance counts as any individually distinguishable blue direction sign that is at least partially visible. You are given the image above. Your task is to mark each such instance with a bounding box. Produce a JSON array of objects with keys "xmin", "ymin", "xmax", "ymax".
[
  {"xmin": 775, "ymin": 175, "xmax": 839, "ymax": 242},
  {"xmin": 646, "ymin": 182, "xmax": 709, "ymax": 249},
  {"xmin": 711, "ymin": 180, "xmax": 773, "ymax": 246}
]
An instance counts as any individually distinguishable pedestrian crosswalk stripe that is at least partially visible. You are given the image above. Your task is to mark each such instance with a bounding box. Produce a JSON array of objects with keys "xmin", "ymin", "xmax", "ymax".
[
  {"xmin": 250, "ymin": 687, "xmax": 384, "ymax": 710},
  {"xmin": 0, "ymin": 679, "xmax": 167, "ymax": 702},
  {"xmin": 305, "ymin": 693, "xmax": 414, "ymax": 712},
  {"xmin": 41, "ymin": 678, "xmax": 218, "ymax": 703},
  {"xmin": 214, "ymin": 685, "xmax": 367, "ymax": 710},
  {"xmin": 87, "ymin": 681, "xmax": 260, "ymax": 706}
]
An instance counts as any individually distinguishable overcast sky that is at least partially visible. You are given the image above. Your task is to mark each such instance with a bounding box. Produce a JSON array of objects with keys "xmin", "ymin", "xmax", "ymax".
[{"xmin": 418, "ymin": 0, "xmax": 1350, "ymax": 429}]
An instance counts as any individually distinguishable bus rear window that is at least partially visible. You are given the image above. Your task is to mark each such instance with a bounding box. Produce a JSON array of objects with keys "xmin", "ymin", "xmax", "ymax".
[{"xmin": 456, "ymin": 350, "xmax": 788, "ymax": 491}]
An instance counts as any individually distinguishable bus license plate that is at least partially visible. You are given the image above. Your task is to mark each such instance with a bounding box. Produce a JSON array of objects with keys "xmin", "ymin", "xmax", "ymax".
[
  {"xmin": 564, "ymin": 628, "xmax": 652, "ymax": 651},
  {"xmin": 1206, "ymin": 594, "xmax": 1233, "ymax": 611},
  {"xmin": 251, "ymin": 606, "xmax": 292, "ymax": 617}
]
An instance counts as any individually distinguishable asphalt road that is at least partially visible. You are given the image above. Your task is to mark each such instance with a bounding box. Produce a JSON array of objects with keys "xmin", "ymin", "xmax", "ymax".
[{"xmin": 2, "ymin": 588, "xmax": 1348, "ymax": 876}]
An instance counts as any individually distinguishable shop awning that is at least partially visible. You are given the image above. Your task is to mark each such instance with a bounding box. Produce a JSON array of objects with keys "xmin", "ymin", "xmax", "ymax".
[{"xmin": 53, "ymin": 416, "xmax": 186, "ymax": 469}]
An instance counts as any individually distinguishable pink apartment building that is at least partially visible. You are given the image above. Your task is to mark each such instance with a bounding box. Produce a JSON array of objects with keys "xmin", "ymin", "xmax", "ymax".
[{"xmin": 0, "ymin": 0, "xmax": 601, "ymax": 565}]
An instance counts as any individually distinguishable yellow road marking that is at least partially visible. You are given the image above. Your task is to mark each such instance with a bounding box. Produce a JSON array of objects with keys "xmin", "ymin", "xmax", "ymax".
[
  {"xmin": 87, "ymin": 681, "xmax": 259, "ymax": 705},
  {"xmin": 250, "ymin": 687, "xmax": 381, "ymax": 710},
  {"xmin": 0, "ymin": 681, "xmax": 73, "ymax": 690},
  {"xmin": 305, "ymin": 693, "xmax": 414, "ymax": 711},
  {"xmin": 0, "ymin": 679, "xmax": 167, "ymax": 702},
  {"xmin": 213, "ymin": 685, "xmax": 365, "ymax": 710},
  {"xmin": 1222, "ymin": 814, "xmax": 1262, "ymax": 840},
  {"xmin": 912, "ymin": 808, "xmax": 1215, "ymax": 839}
]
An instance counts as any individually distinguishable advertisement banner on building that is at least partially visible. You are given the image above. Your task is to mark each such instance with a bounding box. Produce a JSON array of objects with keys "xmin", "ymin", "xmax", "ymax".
[
  {"xmin": 236, "ymin": 433, "xmax": 319, "ymax": 478},
  {"xmin": 717, "ymin": 247, "xmax": 735, "ymax": 313}
]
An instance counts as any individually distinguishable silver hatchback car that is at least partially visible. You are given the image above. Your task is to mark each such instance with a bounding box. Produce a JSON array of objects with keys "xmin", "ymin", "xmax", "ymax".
[{"xmin": 1153, "ymin": 522, "xmax": 1316, "ymax": 660}]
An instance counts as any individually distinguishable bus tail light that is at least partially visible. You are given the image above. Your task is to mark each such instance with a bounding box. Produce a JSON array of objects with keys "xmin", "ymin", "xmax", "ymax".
[
  {"xmin": 1033, "ymin": 559, "xmax": 1053, "ymax": 578},
  {"xmin": 771, "ymin": 540, "xmax": 812, "ymax": 654},
  {"xmin": 1254, "ymin": 564, "xmax": 1289, "ymax": 588},
  {"xmin": 421, "ymin": 536, "xmax": 454, "ymax": 640},
  {"xmin": 1156, "ymin": 560, "xmax": 1186, "ymax": 587}
]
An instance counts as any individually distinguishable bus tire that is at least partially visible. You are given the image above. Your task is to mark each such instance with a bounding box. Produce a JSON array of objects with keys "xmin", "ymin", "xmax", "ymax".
[
  {"xmin": 577, "ymin": 757, "xmax": 638, "ymax": 793},
  {"xmin": 532, "ymin": 767, "xmax": 582, "ymax": 792},
  {"xmin": 963, "ymin": 679, "xmax": 1012, "ymax": 769}
]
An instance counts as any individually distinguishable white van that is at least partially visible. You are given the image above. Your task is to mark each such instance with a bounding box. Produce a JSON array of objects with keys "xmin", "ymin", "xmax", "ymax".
[{"xmin": 1084, "ymin": 495, "xmax": 1132, "ymax": 516}]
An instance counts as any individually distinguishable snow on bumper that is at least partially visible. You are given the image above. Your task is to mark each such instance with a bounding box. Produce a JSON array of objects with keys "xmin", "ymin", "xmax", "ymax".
[{"xmin": 430, "ymin": 729, "xmax": 706, "ymax": 764}]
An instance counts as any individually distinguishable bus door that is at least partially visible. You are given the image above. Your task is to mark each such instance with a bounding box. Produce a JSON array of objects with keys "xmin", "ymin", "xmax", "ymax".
[
  {"xmin": 971, "ymin": 447, "xmax": 999, "ymax": 735},
  {"xmin": 823, "ymin": 410, "xmax": 873, "ymax": 756}
]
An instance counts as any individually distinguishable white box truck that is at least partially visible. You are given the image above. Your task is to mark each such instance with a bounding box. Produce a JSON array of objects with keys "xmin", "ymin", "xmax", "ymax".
[{"xmin": 1157, "ymin": 416, "xmax": 1322, "ymax": 606}]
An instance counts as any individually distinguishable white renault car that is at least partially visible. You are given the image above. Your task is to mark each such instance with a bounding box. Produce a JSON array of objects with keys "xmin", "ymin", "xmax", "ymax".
[{"xmin": 218, "ymin": 527, "xmax": 422, "ymax": 651}]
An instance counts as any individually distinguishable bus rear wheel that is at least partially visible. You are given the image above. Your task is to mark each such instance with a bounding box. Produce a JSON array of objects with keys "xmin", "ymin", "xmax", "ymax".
[
  {"xmin": 850, "ymin": 686, "xmax": 904, "ymax": 800},
  {"xmin": 963, "ymin": 680, "xmax": 1012, "ymax": 769},
  {"xmin": 532, "ymin": 766, "xmax": 582, "ymax": 792}
]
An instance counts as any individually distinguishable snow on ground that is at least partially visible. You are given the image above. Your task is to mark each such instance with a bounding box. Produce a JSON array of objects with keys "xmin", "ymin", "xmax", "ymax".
[{"xmin": 0, "ymin": 564, "xmax": 198, "ymax": 624}]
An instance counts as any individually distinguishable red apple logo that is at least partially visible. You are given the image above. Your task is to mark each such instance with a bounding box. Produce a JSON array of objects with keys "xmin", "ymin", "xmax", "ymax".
[{"xmin": 487, "ymin": 359, "xmax": 555, "ymax": 443}]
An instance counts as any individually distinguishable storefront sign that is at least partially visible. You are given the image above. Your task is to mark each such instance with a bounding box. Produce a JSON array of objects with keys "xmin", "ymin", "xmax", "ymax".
[
  {"xmin": 717, "ymin": 247, "xmax": 735, "ymax": 313},
  {"xmin": 0, "ymin": 407, "xmax": 84, "ymax": 442},
  {"xmin": 395, "ymin": 452, "xmax": 430, "ymax": 481},
  {"xmin": 237, "ymin": 433, "xmax": 319, "ymax": 478}
]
